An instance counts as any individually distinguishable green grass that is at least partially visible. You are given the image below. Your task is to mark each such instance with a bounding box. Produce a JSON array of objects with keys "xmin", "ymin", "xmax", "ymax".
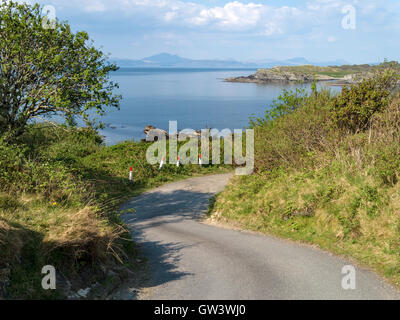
[
  {"xmin": 212, "ymin": 167, "xmax": 400, "ymax": 287},
  {"xmin": 263, "ymin": 62, "xmax": 400, "ymax": 79},
  {"xmin": 268, "ymin": 65, "xmax": 364, "ymax": 78}
]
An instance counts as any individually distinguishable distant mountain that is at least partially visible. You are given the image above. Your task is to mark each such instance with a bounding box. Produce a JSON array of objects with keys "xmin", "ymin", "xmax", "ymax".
[
  {"xmin": 285, "ymin": 57, "xmax": 311, "ymax": 65},
  {"xmin": 111, "ymin": 53, "xmax": 349, "ymax": 69},
  {"xmin": 142, "ymin": 53, "xmax": 191, "ymax": 65},
  {"xmin": 112, "ymin": 53, "xmax": 259, "ymax": 68}
]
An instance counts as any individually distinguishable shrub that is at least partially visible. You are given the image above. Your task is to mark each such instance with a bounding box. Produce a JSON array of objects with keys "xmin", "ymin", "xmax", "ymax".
[
  {"xmin": 253, "ymin": 87, "xmax": 336, "ymax": 172},
  {"xmin": 0, "ymin": 138, "xmax": 84, "ymax": 202},
  {"xmin": 363, "ymin": 97, "xmax": 400, "ymax": 185},
  {"xmin": 372, "ymin": 145, "xmax": 400, "ymax": 185},
  {"xmin": 250, "ymin": 86, "xmax": 308, "ymax": 127},
  {"xmin": 331, "ymin": 70, "xmax": 400, "ymax": 133},
  {"xmin": 19, "ymin": 124, "xmax": 103, "ymax": 160},
  {"xmin": 0, "ymin": 140, "xmax": 27, "ymax": 191}
]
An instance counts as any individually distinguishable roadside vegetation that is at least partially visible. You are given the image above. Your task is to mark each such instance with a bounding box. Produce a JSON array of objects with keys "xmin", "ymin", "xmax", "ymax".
[
  {"xmin": 210, "ymin": 68, "xmax": 400, "ymax": 287},
  {"xmin": 0, "ymin": 124, "xmax": 229, "ymax": 299}
]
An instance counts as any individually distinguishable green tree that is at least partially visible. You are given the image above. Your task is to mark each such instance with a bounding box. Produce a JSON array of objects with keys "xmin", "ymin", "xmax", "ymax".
[{"xmin": 0, "ymin": 1, "xmax": 120, "ymax": 140}]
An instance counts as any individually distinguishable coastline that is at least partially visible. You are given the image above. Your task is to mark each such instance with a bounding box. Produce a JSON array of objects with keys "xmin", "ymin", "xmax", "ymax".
[{"xmin": 224, "ymin": 66, "xmax": 367, "ymax": 85}]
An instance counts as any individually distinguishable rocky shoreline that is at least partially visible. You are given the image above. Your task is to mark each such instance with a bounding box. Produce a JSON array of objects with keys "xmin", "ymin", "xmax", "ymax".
[
  {"xmin": 144, "ymin": 125, "xmax": 202, "ymax": 141},
  {"xmin": 225, "ymin": 67, "xmax": 358, "ymax": 85}
]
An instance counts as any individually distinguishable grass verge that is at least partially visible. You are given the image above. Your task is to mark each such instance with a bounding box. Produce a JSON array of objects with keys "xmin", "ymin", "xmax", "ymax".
[{"xmin": 211, "ymin": 69, "xmax": 400, "ymax": 288}]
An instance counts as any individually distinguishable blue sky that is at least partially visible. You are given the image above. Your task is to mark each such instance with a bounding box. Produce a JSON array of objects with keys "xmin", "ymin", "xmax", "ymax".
[{"xmin": 27, "ymin": 0, "xmax": 400, "ymax": 64}]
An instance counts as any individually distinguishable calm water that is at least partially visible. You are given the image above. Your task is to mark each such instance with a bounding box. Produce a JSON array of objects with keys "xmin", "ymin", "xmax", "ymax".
[{"xmin": 98, "ymin": 68, "xmax": 339, "ymax": 145}]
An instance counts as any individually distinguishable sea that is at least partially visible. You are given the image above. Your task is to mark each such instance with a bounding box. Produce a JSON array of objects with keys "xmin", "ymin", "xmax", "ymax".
[{"xmin": 91, "ymin": 68, "xmax": 340, "ymax": 145}]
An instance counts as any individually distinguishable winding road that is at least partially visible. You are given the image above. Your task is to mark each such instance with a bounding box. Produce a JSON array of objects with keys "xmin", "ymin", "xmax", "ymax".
[{"xmin": 120, "ymin": 173, "xmax": 400, "ymax": 300}]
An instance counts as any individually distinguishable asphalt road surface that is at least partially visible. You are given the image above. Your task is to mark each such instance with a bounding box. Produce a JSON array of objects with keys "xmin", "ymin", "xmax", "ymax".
[{"xmin": 121, "ymin": 173, "xmax": 400, "ymax": 300}]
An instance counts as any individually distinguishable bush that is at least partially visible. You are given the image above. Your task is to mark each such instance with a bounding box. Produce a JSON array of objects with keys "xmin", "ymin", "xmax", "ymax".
[
  {"xmin": 0, "ymin": 140, "xmax": 27, "ymax": 191},
  {"xmin": 331, "ymin": 70, "xmax": 400, "ymax": 133},
  {"xmin": 19, "ymin": 124, "xmax": 103, "ymax": 160},
  {"xmin": 250, "ymin": 86, "xmax": 308, "ymax": 127},
  {"xmin": 253, "ymin": 87, "xmax": 335, "ymax": 172},
  {"xmin": 0, "ymin": 138, "xmax": 84, "ymax": 202}
]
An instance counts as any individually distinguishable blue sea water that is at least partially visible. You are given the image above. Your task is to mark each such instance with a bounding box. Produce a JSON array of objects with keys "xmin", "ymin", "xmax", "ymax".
[{"xmin": 97, "ymin": 68, "xmax": 339, "ymax": 145}]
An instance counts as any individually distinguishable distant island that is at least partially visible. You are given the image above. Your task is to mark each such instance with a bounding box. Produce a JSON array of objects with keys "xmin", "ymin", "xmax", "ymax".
[{"xmin": 225, "ymin": 63, "xmax": 399, "ymax": 84}]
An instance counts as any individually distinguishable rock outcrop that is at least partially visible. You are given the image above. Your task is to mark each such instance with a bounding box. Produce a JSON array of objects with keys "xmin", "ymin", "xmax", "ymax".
[
  {"xmin": 225, "ymin": 67, "xmax": 338, "ymax": 84},
  {"xmin": 144, "ymin": 125, "xmax": 169, "ymax": 142},
  {"xmin": 144, "ymin": 126, "xmax": 204, "ymax": 142}
]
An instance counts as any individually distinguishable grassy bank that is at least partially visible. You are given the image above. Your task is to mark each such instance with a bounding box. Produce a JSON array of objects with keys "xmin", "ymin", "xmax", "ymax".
[
  {"xmin": 263, "ymin": 61, "xmax": 400, "ymax": 79},
  {"xmin": 0, "ymin": 124, "xmax": 229, "ymax": 299},
  {"xmin": 210, "ymin": 70, "xmax": 400, "ymax": 287}
]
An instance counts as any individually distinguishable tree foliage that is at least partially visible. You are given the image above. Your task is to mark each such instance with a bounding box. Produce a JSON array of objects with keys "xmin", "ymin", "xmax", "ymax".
[
  {"xmin": 0, "ymin": 1, "xmax": 120, "ymax": 139},
  {"xmin": 249, "ymin": 86, "xmax": 308, "ymax": 128}
]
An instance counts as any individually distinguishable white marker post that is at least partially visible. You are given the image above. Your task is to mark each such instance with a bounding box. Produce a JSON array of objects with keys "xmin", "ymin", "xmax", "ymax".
[
  {"xmin": 129, "ymin": 167, "xmax": 133, "ymax": 182},
  {"xmin": 177, "ymin": 156, "xmax": 180, "ymax": 167},
  {"xmin": 199, "ymin": 153, "xmax": 202, "ymax": 167},
  {"xmin": 159, "ymin": 157, "xmax": 165, "ymax": 170}
]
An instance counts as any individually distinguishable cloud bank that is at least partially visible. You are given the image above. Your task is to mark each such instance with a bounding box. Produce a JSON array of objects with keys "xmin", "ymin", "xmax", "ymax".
[{"xmin": 19, "ymin": 0, "xmax": 400, "ymax": 62}]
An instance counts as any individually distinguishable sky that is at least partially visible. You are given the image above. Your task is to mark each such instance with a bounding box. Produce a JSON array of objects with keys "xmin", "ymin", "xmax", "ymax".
[{"xmin": 23, "ymin": 0, "xmax": 400, "ymax": 64}]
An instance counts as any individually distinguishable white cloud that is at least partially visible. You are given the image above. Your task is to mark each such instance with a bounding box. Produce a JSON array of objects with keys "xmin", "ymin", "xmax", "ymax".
[
  {"xmin": 189, "ymin": 2, "xmax": 263, "ymax": 29},
  {"xmin": 328, "ymin": 36, "xmax": 337, "ymax": 42},
  {"xmin": 29, "ymin": 0, "xmax": 400, "ymax": 38},
  {"xmin": 165, "ymin": 11, "xmax": 178, "ymax": 22}
]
